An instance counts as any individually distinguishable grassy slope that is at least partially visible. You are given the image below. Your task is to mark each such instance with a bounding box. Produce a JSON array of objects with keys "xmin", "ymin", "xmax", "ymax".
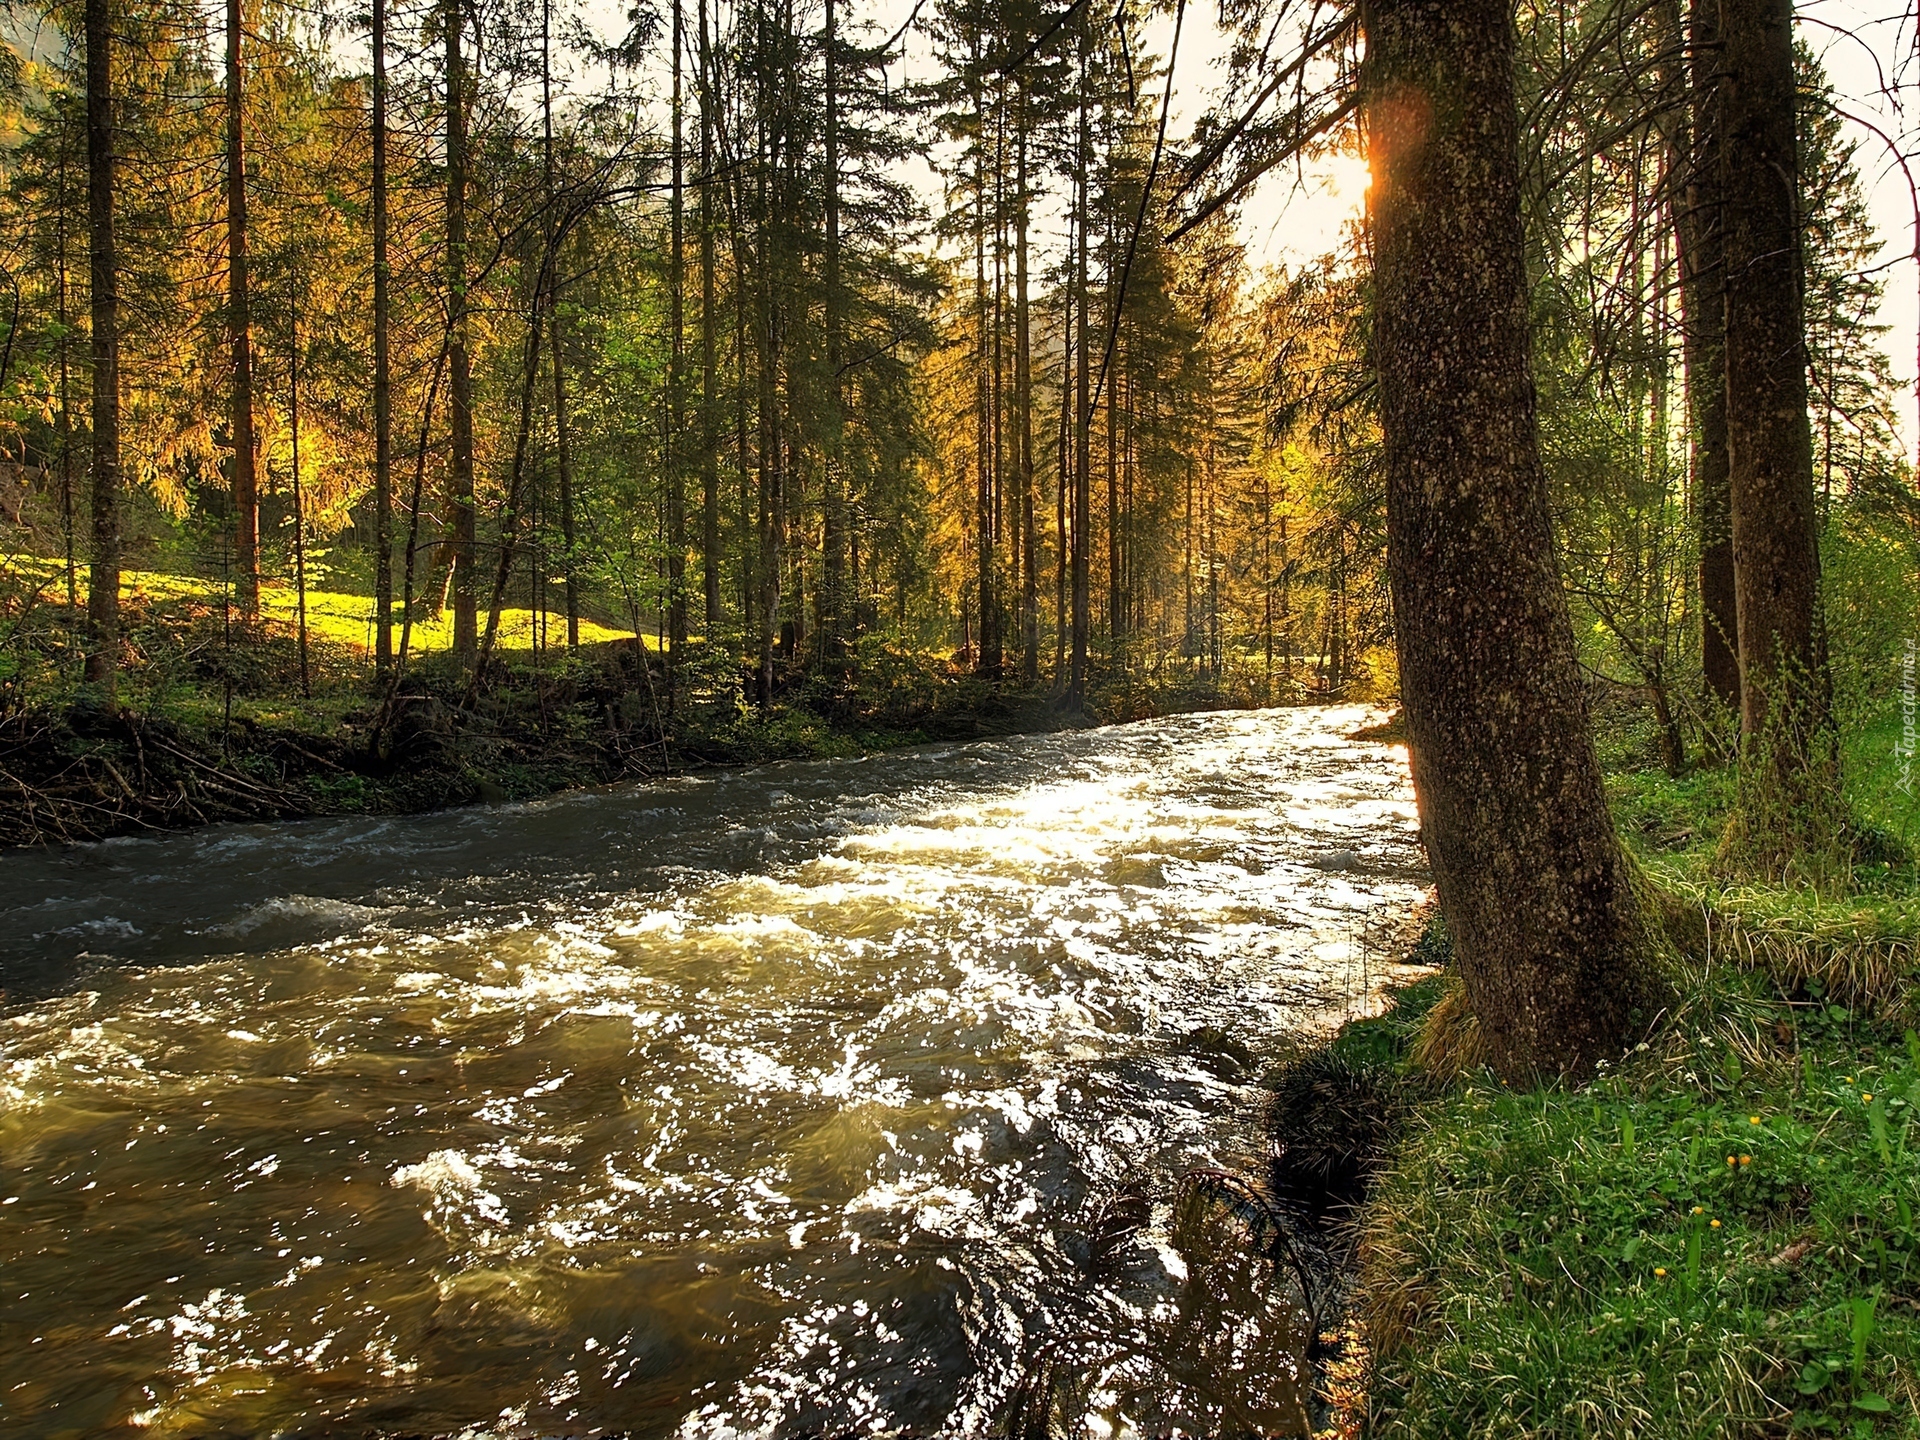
[
  {"xmin": 22, "ymin": 563, "xmax": 644, "ymax": 654},
  {"xmin": 1359, "ymin": 710, "xmax": 1920, "ymax": 1439}
]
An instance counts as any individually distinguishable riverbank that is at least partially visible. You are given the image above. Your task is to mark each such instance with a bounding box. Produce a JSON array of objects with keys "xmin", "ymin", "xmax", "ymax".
[
  {"xmin": 1314, "ymin": 709, "xmax": 1920, "ymax": 1438},
  {"xmin": 0, "ymin": 624, "xmax": 1298, "ymax": 847}
]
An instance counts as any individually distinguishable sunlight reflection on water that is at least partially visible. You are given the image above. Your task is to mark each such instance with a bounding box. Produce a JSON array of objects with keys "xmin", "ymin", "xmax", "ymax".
[{"xmin": 0, "ymin": 704, "xmax": 1425, "ymax": 1438}]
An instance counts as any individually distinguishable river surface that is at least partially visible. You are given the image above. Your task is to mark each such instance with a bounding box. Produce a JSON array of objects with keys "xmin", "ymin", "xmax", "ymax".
[{"xmin": 1, "ymin": 705, "xmax": 1425, "ymax": 1440}]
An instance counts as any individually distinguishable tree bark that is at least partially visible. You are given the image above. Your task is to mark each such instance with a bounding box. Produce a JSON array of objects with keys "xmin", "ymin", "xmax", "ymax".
[
  {"xmin": 83, "ymin": 0, "xmax": 120, "ymax": 701},
  {"xmin": 1366, "ymin": 0, "xmax": 1659, "ymax": 1079},
  {"xmin": 698, "ymin": 0, "xmax": 721, "ymax": 632},
  {"xmin": 1717, "ymin": 0, "xmax": 1842, "ymax": 870},
  {"xmin": 1054, "ymin": 260, "xmax": 1069, "ymax": 686},
  {"xmin": 972, "ymin": 42, "xmax": 999, "ymax": 679},
  {"xmin": 56, "ymin": 151, "xmax": 76, "ymax": 609},
  {"xmin": 668, "ymin": 0, "xmax": 688, "ymax": 672},
  {"xmin": 552, "ymin": 321, "xmax": 579, "ymax": 649},
  {"xmin": 1680, "ymin": 0, "xmax": 1737, "ymax": 722},
  {"xmin": 446, "ymin": 0, "xmax": 478, "ymax": 660},
  {"xmin": 1015, "ymin": 92, "xmax": 1038, "ymax": 686},
  {"xmin": 1106, "ymin": 322, "xmax": 1121, "ymax": 644},
  {"xmin": 754, "ymin": 56, "xmax": 780, "ymax": 709},
  {"xmin": 820, "ymin": 0, "xmax": 847, "ymax": 664},
  {"xmin": 290, "ymin": 309, "xmax": 309, "ymax": 697},
  {"xmin": 1068, "ymin": 26, "xmax": 1091, "ymax": 712},
  {"xmin": 540, "ymin": 0, "xmax": 578, "ymax": 650},
  {"xmin": 227, "ymin": 0, "xmax": 259, "ymax": 617},
  {"xmin": 372, "ymin": 0, "xmax": 393, "ymax": 674}
]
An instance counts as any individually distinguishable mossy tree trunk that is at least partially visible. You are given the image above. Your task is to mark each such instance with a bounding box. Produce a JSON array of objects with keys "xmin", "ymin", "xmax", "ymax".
[
  {"xmin": 1680, "ymin": 0, "xmax": 1738, "ymax": 728},
  {"xmin": 84, "ymin": 0, "xmax": 120, "ymax": 703},
  {"xmin": 1365, "ymin": 0, "xmax": 1663, "ymax": 1079},
  {"xmin": 1716, "ymin": 0, "xmax": 1844, "ymax": 878},
  {"xmin": 227, "ymin": 0, "xmax": 259, "ymax": 618}
]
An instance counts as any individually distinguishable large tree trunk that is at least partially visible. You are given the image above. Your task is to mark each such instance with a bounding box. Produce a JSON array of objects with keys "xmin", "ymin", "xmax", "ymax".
[
  {"xmin": 1680, "ymin": 0, "xmax": 1737, "ymax": 723},
  {"xmin": 1366, "ymin": 0, "xmax": 1659, "ymax": 1079},
  {"xmin": 446, "ymin": 0, "xmax": 478, "ymax": 661},
  {"xmin": 1717, "ymin": 0, "xmax": 1842, "ymax": 873},
  {"xmin": 227, "ymin": 0, "xmax": 259, "ymax": 617},
  {"xmin": 372, "ymin": 0, "xmax": 393, "ymax": 674},
  {"xmin": 83, "ymin": 0, "xmax": 119, "ymax": 701}
]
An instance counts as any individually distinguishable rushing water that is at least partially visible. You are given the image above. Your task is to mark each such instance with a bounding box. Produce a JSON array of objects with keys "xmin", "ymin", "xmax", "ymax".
[{"xmin": 1, "ymin": 705, "xmax": 1426, "ymax": 1440}]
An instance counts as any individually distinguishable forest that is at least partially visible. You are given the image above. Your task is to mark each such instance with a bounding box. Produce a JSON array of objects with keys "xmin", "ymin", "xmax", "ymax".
[
  {"xmin": 0, "ymin": 0, "xmax": 1909, "ymax": 830},
  {"xmin": 0, "ymin": 0, "xmax": 1392, "ymax": 792},
  {"xmin": 2, "ymin": 0, "xmax": 1920, "ymax": 1430}
]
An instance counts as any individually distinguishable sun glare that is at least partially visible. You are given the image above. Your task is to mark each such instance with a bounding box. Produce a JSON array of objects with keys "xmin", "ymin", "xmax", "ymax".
[{"xmin": 1319, "ymin": 150, "xmax": 1372, "ymax": 209}]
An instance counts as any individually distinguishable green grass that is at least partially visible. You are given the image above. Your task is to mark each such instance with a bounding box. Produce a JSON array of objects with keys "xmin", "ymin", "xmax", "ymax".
[
  {"xmin": 1350, "ymin": 695, "xmax": 1920, "ymax": 1437},
  {"xmin": 1606, "ymin": 697, "xmax": 1920, "ymax": 890},
  {"xmin": 1846, "ymin": 705, "xmax": 1920, "ymax": 863},
  {"xmin": 1362, "ymin": 987, "xmax": 1920, "ymax": 1437},
  {"xmin": 9, "ymin": 559, "xmax": 642, "ymax": 654}
]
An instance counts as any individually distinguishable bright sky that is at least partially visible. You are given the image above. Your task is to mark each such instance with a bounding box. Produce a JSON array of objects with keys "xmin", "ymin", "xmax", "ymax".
[{"xmin": 1801, "ymin": 0, "xmax": 1919, "ymax": 451}]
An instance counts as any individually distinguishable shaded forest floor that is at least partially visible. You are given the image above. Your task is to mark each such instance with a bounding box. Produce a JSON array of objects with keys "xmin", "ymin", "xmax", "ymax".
[{"xmin": 0, "ymin": 586, "xmax": 1310, "ymax": 847}]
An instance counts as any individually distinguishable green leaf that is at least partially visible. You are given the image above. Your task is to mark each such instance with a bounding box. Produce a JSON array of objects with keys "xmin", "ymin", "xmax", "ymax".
[
  {"xmin": 1850, "ymin": 1393, "xmax": 1891, "ymax": 1413},
  {"xmin": 1850, "ymin": 1294, "xmax": 1878, "ymax": 1387}
]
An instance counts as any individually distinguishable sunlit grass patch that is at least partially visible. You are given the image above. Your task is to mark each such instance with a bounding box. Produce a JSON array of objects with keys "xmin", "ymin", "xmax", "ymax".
[
  {"xmin": 13, "ymin": 558, "xmax": 641, "ymax": 654},
  {"xmin": 1846, "ymin": 705, "xmax": 1920, "ymax": 866},
  {"xmin": 1605, "ymin": 698, "xmax": 1919, "ymax": 888}
]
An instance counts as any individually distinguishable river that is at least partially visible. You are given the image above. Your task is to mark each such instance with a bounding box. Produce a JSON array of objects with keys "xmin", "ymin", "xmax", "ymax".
[{"xmin": 1, "ymin": 705, "xmax": 1425, "ymax": 1439}]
